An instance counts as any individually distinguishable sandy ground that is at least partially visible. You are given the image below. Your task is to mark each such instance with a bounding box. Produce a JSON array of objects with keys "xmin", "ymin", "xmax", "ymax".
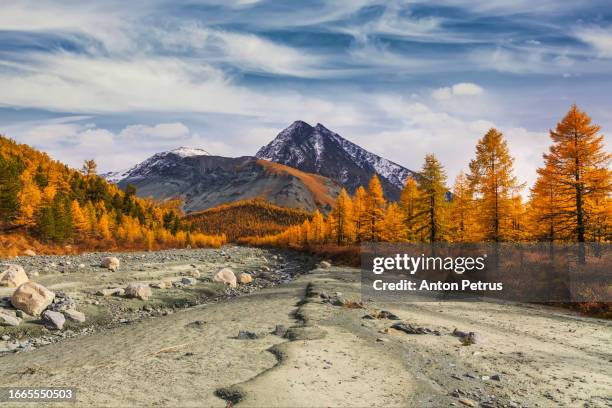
[{"xmin": 0, "ymin": 252, "xmax": 610, "ymax": 407}]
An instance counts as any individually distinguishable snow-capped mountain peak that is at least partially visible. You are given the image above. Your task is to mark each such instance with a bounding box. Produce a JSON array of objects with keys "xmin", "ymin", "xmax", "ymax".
[
  {"xmin": 256, "ymin": 121, "xmax": 416, "ymax": 199},
  {"xmin": 103, "ymin": 146, "xmax": 209, "ymax": 183}
]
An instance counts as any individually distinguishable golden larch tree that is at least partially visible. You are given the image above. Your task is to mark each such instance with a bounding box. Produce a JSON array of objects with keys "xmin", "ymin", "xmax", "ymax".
[
  {"xmin": 416, "ymin": 154, "xmax": 448, "ymax": 242},
  {"xmin": 544, "ymin": 105, "xmax": 611, "ymax": 242},
  {"xmin": 330, "ymin": 189, "xmax": 354, "ymax": 245},
  {"xmin": 399, "ymin": 176, "xmax": 420, "ymax": 242},
  {"xmin": 468, "ymin": 128, "xmax": 522, "ymax": 242}
]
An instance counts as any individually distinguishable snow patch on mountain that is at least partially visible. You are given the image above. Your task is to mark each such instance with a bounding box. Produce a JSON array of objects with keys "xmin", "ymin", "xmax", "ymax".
[{"xmin": 102, "ymin": 146, "xmax": 209, "ymax": 183}]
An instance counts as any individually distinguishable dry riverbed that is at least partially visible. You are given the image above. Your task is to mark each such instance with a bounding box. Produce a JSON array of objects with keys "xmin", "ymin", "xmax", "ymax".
[{"xmin": 0, "ymin": 247, "xmax": 610, "ymax": 407}]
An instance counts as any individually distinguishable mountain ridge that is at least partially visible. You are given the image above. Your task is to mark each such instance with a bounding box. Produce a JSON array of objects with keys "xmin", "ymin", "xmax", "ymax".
[{"xmin": 256, "ymin": 121, "xmax": 415, "ymax": 199}]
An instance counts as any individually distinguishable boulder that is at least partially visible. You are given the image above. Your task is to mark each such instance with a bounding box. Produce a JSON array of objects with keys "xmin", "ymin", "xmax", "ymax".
[
  {"xmin": 42, "ymin": 310, "xmax": 65, "ymax": 330},
  {"xmin": 63, "ymin": 309, "xmax": 86, "ymax": 323},
  {"xmin": 101, "ymin": 257, "xmax": 120, "ymax": 271},
  {"xmin": 319, "ymin": 261, "xmax": 331, "ymax": 269},
  {"xmin": 23, "ymin": 249, "xmax": 36, "ymax": 257},
  {"xmin": 213, "ymin": 268, "xmax": 237, "ymax": 288},
  {"xmin": 0, "ymin": 264, "xmax": 29, "ymax": 288},
  {"xmin": 125, "ymin": 283, "xmax": 152, "ymax": 300},
  {"xmin": 11, "ymin": 282, "xmax": 55, "ymax": 316},
  {"xmin": 238, "ymin": 273, "xmax": 253, "ymax": 284},
  {"xmin": 0, "ymin": 311, "xmax": 22, "ymax": 327}
]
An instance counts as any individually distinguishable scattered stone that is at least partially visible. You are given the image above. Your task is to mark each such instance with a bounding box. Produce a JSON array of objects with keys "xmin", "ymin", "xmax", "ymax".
[
  {"xmin": 124, "ymin": 283, "xmax": 152, "ymax": 300},
  {"xmin": 42, "ymin": 310, "xmax": 65, "ymax": 330},
  {"xmin": 186, "ymin": 320, "xmax": 206, "ymax": 329},
  {"xmin": 48, "ymin": 296, "xmax": 76, "ymax": 312},
  {"xmin": 26, "ymin": 270, "xmax": 40, "ymax": 278},
  {"xmin": 273, "ymin": 324, "xmax": 288, "ymax": 337},
  {"xmin": 238, "ymin": 273, "xmax": 253, "ymax": 284},
  {"xmin": 63, "ymin": 309, "xmax": 86, "ymax": 323},
  {"xmin": 23, "ymin": 249, "xmax": 36, "ymax": 257},
  {"xmin": 453, "ymin": 329, "xmax": 483, "ymax": 345},
  {"xmin": 0, "ymin": 264, "xmax": 29, "ymax": 288},
  {"xmin": 0, "ymin": 311, "xmax": 22, "ymax": 326},
  {"xmin": 364, "ymin": 310, "xmax": 401, "ymax": 320},
  {"xmin": 376, "ymin": 337, "xmax": 389, "ymax": 343},
  {"xmin": 185, "ymin": 269, "xmax": 201, "ymax": 278},
  {"xmin": 458, "ymin": 398, "xmax": 476, "ymax": 407},
  {"xmin": 15, "ymin": 310, "xmax": 32, "ymax": 319},
  {"xmin": 150, "ymin": 281, "xmax": 171, "ymax": 289},
  {"xmin": 319, "ymin": 261, "xmax": 331, "ymax": 269},
  {"xmin": 97, "ymin": 287, "xmax": 125, "ymax": 296},
  {"xmin": 213, "ymin": 268, "xmax": 237, "ymax": 288},
  {"xmin": 11, "ymin": 282, "xmax": 55, "ymax": 316},
  {"xmin": 100, "ymin": 256, "xmax": 120, "ymax": 271},
  {"xmin": 237, "ymin": 330, "xmax": 258, "ymax": 340},
  {"xmin": 319, "ymin": 292, "xmax": 330, "ymax": 299},
  {"xmin": 180, "ymin": 277, "xmax": 197, "ymax": 286},
  {"xmin": 390, "ymin": 322, "xmax": 440, "ymax": 336}
]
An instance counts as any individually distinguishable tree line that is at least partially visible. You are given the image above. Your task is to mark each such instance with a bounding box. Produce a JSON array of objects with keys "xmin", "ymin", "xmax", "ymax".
[
  {"xmin": 0, "ymin": 136, "xmax": 226, "ymax": 252},
  {"xmin": 242, "ymin": 105, "xmax": 611, "ymax": 247}
]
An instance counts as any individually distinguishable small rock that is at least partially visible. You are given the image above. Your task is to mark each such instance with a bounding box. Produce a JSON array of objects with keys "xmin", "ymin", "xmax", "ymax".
[
  {"xmin": 181, "ymin": 277, "xmax": 197, "ymax": 286},
  {"xmin": 376, "ymin": 337, "xmax": 389, "ymax": 343},
  {"xmin": 458, "ymin": 398, "xmax": 476, "ymax": 407},
  {"xmin": 23, "ymin": 249, "xmax": 36, "ymax": 256},
  {"xmin": 11, "ymin": 282, "xmax": 55, "ymax": 316},
  {"xmin": 63, "ymin": 309, "xmax": 86, "ymax": 323},
  {"xmin": 100, "ymin": 257, "xmax": 120, "ymax": 271},
  {"xmin": 0, "ymin": 311, "xmax": 22, "ymax": 326},
  {"xmin": 0, "ymin": 264, "xmax": 29, "ymax": 288},
  {"xmin": 97, "ymin": 287, "xmax": 125, "ymax": 296},
  {"xmin": 237, "ymin": 330, "xmax": 258, "ymax": 340},
  {"xmin": 185, "ymin": 269, "xmax": 201, "ymax": 278},
  {"xmin": 319, "ymin": 261, "xmax": 331, "ymax": 269},
  {"xmin": 150, "ymin": 281, "xmax": 171, "ymax": 289},
  {"xmin": 26, "ymin": 270, "xmax": 40, "ymax": 278},
  {"xmin": 273, "ymin": 324, "xmax": 288, "ymax": 337},
  {"xmin": 42, "ymin": 310, "xmax": 65, "ymax": 330},
  {"xmin": 238, "ymin": 273, "xmax": 253, "ymax": 284},
  {"xmin": 124, "ymin": 283, "xmax": 152, "ymax": 300},
  {"xmin": 213, "ymin": 268, "xmax": 237, "ymax": 288}
]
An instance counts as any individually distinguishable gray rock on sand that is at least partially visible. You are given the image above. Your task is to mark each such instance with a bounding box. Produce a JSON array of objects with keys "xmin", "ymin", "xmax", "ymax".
[
  {"xmin": 319, "ymin": 261, "xmax": 331, "ymax": 269},
  {"xmin": 0, "ymin": 264, "xmax": 29, "ymax": 288},
  {"xmin": 213, "ymin": 268, "xmax": 237, "ymax": 288},
  {"xmin": 42, "ymin": 310, "xmax": 65, "ymax": 330},
  {"xmin": 273, "ymin": 324, "xmax": 288, "ymax": 337},
  {"xmin": 181, "ymin": 277, "xmax": 197, "ymax": 286},
  {"xmin": 453, "ymin": 328, "xmax": 483, "ymax": 345},
  {"xmin": 125, "ymin": 283, "xmax": 152, "ymax": 300},
  {"xmin": 101, "ymin": 257, "xmax": 120, "ymax": 271},
  {"xmin": 237, "ymin": 330, "xmax": 258, "ymax": 340},
  {"xmin": 11, "ymin": 282, "xmax": 55, "ymax": 316},
  {"xmin": 0, "ymin": 311, "xmax": 22, "ymax": 327}
]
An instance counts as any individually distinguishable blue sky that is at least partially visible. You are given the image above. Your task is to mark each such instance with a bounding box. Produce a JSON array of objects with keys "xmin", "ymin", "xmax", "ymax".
[{"xmin": 0, "ymin": 0, "xmax": 610, "ymax": 189}]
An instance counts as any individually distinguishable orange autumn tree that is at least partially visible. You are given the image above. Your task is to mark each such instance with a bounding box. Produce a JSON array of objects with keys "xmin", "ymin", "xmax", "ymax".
[
  {"xmin": 534, "ymin": 105, "xmax": 611, "ymax": 242},
  {"xmin": 468, "ymin": 128, "xmax": 522, "ymax": 242},
  {"xmin": 330, "ymin": 189, "xmax": 354, "ymax": 245},
  {"xmin": 399, "ymin": 176, "xmax": 420, "ymax": 242},
  {"xmin": 448, "ymin": 171, "xmax": 477, "ymax": 242},
  {"xmin": 352, "ymin": 186, "xmax": 368, "ymax": 243},
  {"xmin": 364, "ymin": 175, "xmax": 386, "ymax": 241}
]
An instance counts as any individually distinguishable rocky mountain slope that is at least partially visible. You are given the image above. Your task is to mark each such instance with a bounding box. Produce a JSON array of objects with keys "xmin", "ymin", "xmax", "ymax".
[
  {"xmin": 116, "ymin": 152, "xmax": 341, "ymax": 213},
  {"xmin": 256, "ymin": 121, "xmax": 416, "ymax": 199}
]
